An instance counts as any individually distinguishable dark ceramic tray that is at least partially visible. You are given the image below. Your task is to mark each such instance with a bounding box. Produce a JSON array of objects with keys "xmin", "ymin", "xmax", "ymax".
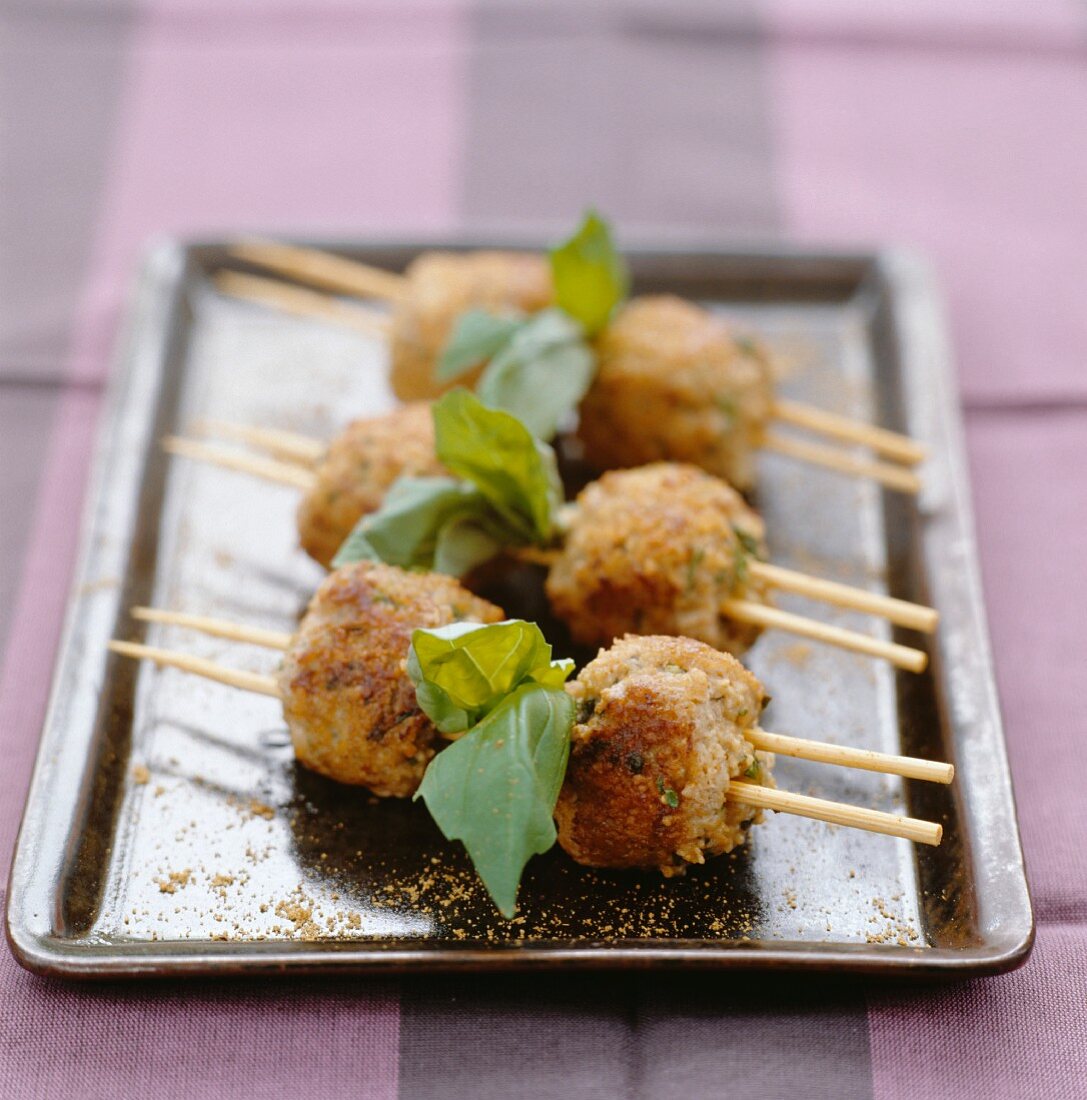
[{"xmin": 6, "ymin": 238, "xmax": 1033, "ymax": 978}]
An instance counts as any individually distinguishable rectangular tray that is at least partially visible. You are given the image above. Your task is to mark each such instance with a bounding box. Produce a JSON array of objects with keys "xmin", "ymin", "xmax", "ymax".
[{"xmin": 6, "ymin": 238, "xmax": 1033, "ymax": 978}]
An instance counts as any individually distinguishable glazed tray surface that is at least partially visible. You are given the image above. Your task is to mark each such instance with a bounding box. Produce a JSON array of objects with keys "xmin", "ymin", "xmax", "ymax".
[{"xmin": 6, "ymin": 239, "xmax": 1032, "ymax": 977}]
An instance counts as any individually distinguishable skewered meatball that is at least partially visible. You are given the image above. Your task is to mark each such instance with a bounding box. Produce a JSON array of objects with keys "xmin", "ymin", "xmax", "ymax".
[
  {"xmin": 277, "ymin": 562, "xmax": 504, "ymax": 796},
  {"xmin": 297, "ymin": 403, "xmax": 445, "ymax": 568},
  {"xmin": 389, "ymin": 251, "xmax": 553, "ymax": 401},
  {"xmin": 546, "ymin": 463, "xmax": 771, "ymax": 655},
  {"xmin": 555, "ymin": 635, "xmax": 773, "ymax": 875},
  {"xmin": 577, "ymin": 295, "xmax": 775, "ymax": 490}
]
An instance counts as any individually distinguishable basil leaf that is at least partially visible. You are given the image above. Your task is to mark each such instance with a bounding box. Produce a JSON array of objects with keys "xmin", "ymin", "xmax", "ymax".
[
  {"xmin": 432, "ymin": 516, "xmax": 503, "ymax": 579},
  {"xmin": 407, "ymin": 619, "xmax": 574, "ymax": 734},
  {"xmin": 414, "ymin": 683, "xmax": 575, "ymax": 917},
  {"xmin": 549, "ymin": 210, "xmax": 629, "ymax": 336},
  {"xmin": 332, "ymin": 476, "xmax": 487, "ymax": 570},
  {"xmin": 477, "ymin": 309, "xmax": 596, "ymax": 440},
  {"xmin": 530, "ymin": 658, "xmax": 578, "ymax": 690},
  {"xmin": 437, "ymin": 309, "xmax": 526, "ymax": 382},
  {"xmin": 432, "ymin": 390, "xmax": 562, "ymax": 543},
  {"xmin": 332, "ymin": 393, "xmax": 565, "ymax": 577}
]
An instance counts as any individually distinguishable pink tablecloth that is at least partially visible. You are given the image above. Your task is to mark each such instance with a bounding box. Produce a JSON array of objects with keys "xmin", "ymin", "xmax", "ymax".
[{"xmin": 2, "ymin": 2, "xmax": 1085, "ymax": 1096}]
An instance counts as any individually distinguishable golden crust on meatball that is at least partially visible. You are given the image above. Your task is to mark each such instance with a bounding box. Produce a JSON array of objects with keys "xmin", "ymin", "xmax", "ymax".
[
  {"xmin": 577, "ymin": 295, "xmax": 774, "ymax": 490},
  {"xmin": 555, "ymin": 635, "xmax": 773, "ymax": 875},
  {"xmin": 545, "ymin": 463, "xmax": 771, "ymax": 655},
  {"xmin": 297, "ymin": 403, "xmax": 445, "ymax": 568},
  {"xmin": 278, "ymin": 563, "xmax": 504, "ymax": 796},
  {"xmin": 389, "ymin": 251, "xmax": 553, "ymax": 401}
]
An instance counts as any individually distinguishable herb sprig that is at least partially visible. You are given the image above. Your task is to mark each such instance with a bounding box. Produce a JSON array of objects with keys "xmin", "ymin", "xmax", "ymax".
[
  {"xmin": 436, "ymin": 211, "xmax": 630, "ymax": 439},
  {"xmin": 409, "ymin": 620, "xmax": 576, "ymax": 917},
  {"xmin": 549, "ymin": 209, "xmax": 630, "ymax": 336},
  {"xmin": 333, "ymin": 390, "xmax": 562, "ymax": 577},
  {"xmin": 439, "ymin": 309, "xmax": 594, "ymax": 441}
]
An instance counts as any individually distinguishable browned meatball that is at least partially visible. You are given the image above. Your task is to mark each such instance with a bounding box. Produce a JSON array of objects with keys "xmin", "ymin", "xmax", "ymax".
[
  {"xmin": 577, "ymin": 295, "xmax": 775, "ymax": 490},
  {"xmin": 389, "ymin": 251, "xmax": 553, "ymax": 401},
  {"xmin": 545, "ymin": 463, "xmax": 771, "ymax": 655},
  {"xmin": 555, "ymin": 635, "xmax": 773, "ymax": 875},
  {"xmin": 296, "ymin": 403, "xmax": 445, "ymax": 568},
  {"xmin": 277, "ymin": 563, "xmax": 504, "ymax": 796}
]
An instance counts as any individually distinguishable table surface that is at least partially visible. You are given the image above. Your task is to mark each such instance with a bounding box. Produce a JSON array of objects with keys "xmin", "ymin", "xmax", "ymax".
[{"xmin": 1, "ymin": 1, "xmax": 1084, "ymax": 1097}]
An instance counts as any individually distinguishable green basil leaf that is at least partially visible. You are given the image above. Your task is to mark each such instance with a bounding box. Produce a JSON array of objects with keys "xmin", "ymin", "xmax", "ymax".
[
  {"xmin": 332, "ymin": 476, "xmax": 488, "ymax": 570},
  {"xmin": 432, "ymin": 390, "xmax": 562, "ymax": 543},
  {"xmin": 432, "ymin": 516, "xmax": 503, "ymax": 578},
  {"xmin": 414, "ymin": 683, "xmax": 575, "ymax": 917},
  {"xmin": 407, "ymin": 619, "xmax": 574, "ymax": 734},
  {"xmin": 477, "ymin": 309, "xmax": 596, "ymax": 440},
  {"xmin": 437, "ymin": 309, "xmax": 526, "ymax": 382},
  {"xmin": 549, "ymin": 210, "xmax": 629, "ymax": 336},
  {"xmin": 531, "ymin": 658, "xmax": 577, "ymax": 689}
]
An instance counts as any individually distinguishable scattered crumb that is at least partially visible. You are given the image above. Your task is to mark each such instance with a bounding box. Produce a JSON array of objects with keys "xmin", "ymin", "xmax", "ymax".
[
  {"xmin": 275, "ymin": 890, "xmax": 321, "ymax": 940},
  {"xmin": 865, "ymin": 895, "xmax": 920, "ymax": 946},
  {"xmin": 131, "ymin": 764, "xmax": 151, "ymax": 785},
  {"xmin": 156, "ymin": 869, "xmax": 192, "ymax": 895},
  {"xmin": 248, "ymin": 799, "xmax": 276, "ymax": 820},
  {"xmin": 225, "ymin": 794, "xmax": 278, "ymax": 821}
]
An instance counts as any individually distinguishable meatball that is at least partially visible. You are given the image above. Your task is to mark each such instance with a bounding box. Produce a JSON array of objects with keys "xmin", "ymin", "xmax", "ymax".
[
  {"xmin": 277, "ymin": 562, "xmax": 504, "ymax": 796},
  {"xmin": 389, "ymin": 251, "xmax": 553, "ymax": 401},
  {"xmin": 577, "ymin": 295, "xmax": 775, "ymax": 490},
  {"xmin": 297, "ymin": 403, "xmax": 445, "ymax": 568},
  {"xmin": 555, "ymin": 635, "xmax": 773, "ymax": 875},
  {"xmin": 545, "ymin": 463, "xmax": 771, "ymax": 655}
]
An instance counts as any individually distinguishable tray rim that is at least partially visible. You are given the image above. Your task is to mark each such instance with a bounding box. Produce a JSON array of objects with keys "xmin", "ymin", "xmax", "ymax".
[{"xmin": 5, "ymin": 234, "xmax": 1034, "ymax": 980}]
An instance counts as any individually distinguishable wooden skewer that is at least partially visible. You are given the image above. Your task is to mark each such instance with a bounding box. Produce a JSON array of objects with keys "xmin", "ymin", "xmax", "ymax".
[
  {"xmin": 760, "ymin": 429, "xmax": 922, "ymax": 494},
  {"xmin": 727, "ymin": 780, "xmax": 942, "ymax": 846},
  {"xmin": 163, "ymin": 432, "xmax": 936, "ymax": 644},
  {"xmin": 122, "ymin": 607, "xmax": 952, "ymax": 783},
  {"xmin": 215, "ymin": 271, "xmax": 392, "ymax": 338},
  {"xmin": 722, "ymin": 598, "xmax": 928, "ymax": 673},
  {"xmin": 193, "ymin": 419, "xmax": 326, "ymax": 466},
  {"xmin": 228, "ymin": 239, "xmax": 409, "ymax": 302},
  {"xmin": 223, "ymin": 240, "xmax": 927, "ymax": 474},
  {"xmin": 131, "ymin": 607, "xmax": 293, "ymax": 651},
  {"xmin": 107, "ymin": 640, "xmax": 281, "ymax": 697},
  {"xmin": 556, "ymin": 505, "xmax": 937, "ymax": 629},
  {"xmin": 771, "ymin": 399, "xmax": 927, "ymax": 466},
  {"xmin": 748, "ymin": 561, "xmax": 937, "ymax": 634},
  {"xmin": 747, "ymin": 729, "xmax": 952, "ymax": 784},
  {"xmin": 511, "ymin": 547, "xmax": 935, "ymax": 635},
  {"xmin": 162, "ymin": 436, "xmax": 317, "ymax": 491},
  {"xmin": 109, "ymin": 640, "xmax": 944, "ymax": 844}
]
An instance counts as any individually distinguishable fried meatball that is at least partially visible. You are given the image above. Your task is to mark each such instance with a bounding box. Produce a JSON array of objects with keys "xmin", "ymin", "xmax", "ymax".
[
  {"xmin": 296, "ymin": 403, "xmax": 445, "ymax": 568},
  {"xmin": 555, "ymin": 635, "xmax": 773, "ymax": 875},
  {"xmin": 277, "ymin": 563, "xmax": 504, "ymax": 796},
  {"xmin": 545, "ymin": 463, "xmax": 771, "ymax": 655},
  {"xmin": 577, "ymin": 295, "xmax": 775, "ymax": 490},
  {"xmin": 389, "ymin": 251, "xmax": 553, "ymax": 401}
]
